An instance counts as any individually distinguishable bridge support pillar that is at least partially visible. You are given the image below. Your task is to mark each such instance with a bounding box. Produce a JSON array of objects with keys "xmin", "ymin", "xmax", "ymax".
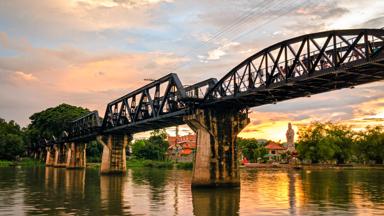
[
  {"xmin": 53, "ymin": 144, "xmax": 68, "ymax": 167},
  {"xmin": 184, "ymin": 108, "xmax": 249, "ymax": 188},
  {"xmin": 66, "ymin": 142, "xmax": 87, "ymax": 169},
  {"xmin": 45, "ymin": 146, "xmax": 55, "ymax": 166},
  {"xmin": 98, "ymin": 134, "xmax": 131, "ymax": 174}
]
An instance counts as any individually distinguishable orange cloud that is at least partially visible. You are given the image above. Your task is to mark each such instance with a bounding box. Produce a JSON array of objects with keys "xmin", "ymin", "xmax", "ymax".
[
  {"xmin": 55, "ymin": 51, "xmax": 188, "ymax": 94},
  {"xmin": 239, "ymin": 111, "xmax": 304, "ymax": 142},
  {"xmin": 12, "ymin": 71, "xmax": 38, "ymax": 81}
]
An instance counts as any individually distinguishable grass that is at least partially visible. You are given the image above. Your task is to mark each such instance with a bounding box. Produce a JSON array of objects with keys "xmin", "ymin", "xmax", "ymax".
[
  {"xmin": 86, "ymin": 159, "xmax": 193, "ymax": 170},
  {"xmin": 87, "ymin": 163, "xmax": 100, "ymax": 169},
  {"xmin": 0, "ymin": 158, "xmax": 44, "ymax": 167},
  {"xmin": 176, "ymin": 162, "xmax": 193, "ymax": 170},
  {"xmin": 0, "ymin": 157, "xmax": 192, "ymax": 170},
  {"xmin": 0, "ymin": 160, "xmax": 12, "ymax": 167},
  {"xmin": 126, "ymin": 159, "xmax": 174, "ymax": 168}
]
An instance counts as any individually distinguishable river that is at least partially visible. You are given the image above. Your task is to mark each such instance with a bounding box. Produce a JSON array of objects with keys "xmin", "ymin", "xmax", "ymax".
[{"xmin": 0, "ymin": 167, "xmax": 384, "ymax": 215}]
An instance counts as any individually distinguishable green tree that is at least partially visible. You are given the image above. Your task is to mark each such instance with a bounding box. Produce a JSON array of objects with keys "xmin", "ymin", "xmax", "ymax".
[
  {"xmin": 296, "ymin": 121, "xmax": 355, "ymax": 164},
  {"xmin": 25, "ymin": 103, "xmax": 90, "ymax": 156},
  {"xmin": 0, "ymin": 118, "xmax": 25, "ymax": 160},
  {"xmin": 132, "ymin": 129, "xmax": 169, "ymax": 160},
  {"xmin": 355, "ymin": 126, "xmax": 384, "ymax": 164},
  {"xmin": 326, "ymin": 123, "xmax": 354, "ymax": 164},
  {"xmin": 237, "ymin": 138, "xmax": 267, "ymax": 162},
  {"xmin": 86, "ymin": 140, "xmax": 103, "ymax": 162}
]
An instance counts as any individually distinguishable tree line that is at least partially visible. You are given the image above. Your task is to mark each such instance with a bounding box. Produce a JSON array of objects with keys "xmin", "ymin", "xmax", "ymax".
[
  {"xmin": 238, "ymin": 121, "xmax": 384, "ymax": 165},
  {"xmin": 0, "ymin": 103, "xmax": 169, "ymax": 162},
  {"xmin": 1, "ymin": 103, "xmax": 384, "ymax": 165},
  {"xmin": 0, "ymin": 104, "xmax": 90, "ymax": 160},
  {"xmin": 297, "ymin": 121, "xmax": 384, "ymax": 164}
]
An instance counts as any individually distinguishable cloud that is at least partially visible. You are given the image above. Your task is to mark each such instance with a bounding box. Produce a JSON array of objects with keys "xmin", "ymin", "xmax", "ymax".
[
  {"xmin": 0, "ymin": 31, "xmax": 189, "ymax": 125},
  {"xmin": 295, "ymin": 5, "xmax": 349, "ymax": 19},
  {"xmin": 198, "ymin": 39, "xmax": 239, "ymax": 61},
  {"xmin": 12, "ymin": 71, "xmax": 38, "ymax": 81},
  {"xmin": 72, "ymin": 0, "xmax": 174, "ymax": 8},
  {"xmin": 359, "ymin": 16, "xmax": 384, "ymax": 28}
]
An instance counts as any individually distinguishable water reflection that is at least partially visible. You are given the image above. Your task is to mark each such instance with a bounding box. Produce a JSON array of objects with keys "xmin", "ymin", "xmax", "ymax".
[
  {"xmin": 1, "ymin": 167, "xmax": 384, "ymax": 215},
  {"xmin": 192, "ymin": 188, "xmax": 240, "ymax": 216},
  {"xmin": 300, "ymin": 170, "xmax": 354, "ymax": 214},
  {"xmin": 131, "ymin": 168, "xmax": 167, "ymax": 203},
  {"xmin": 288, "ymin": 171, "xmax": 297, "ymax": 215},
  {"xmin": 29, "ymin": 167, "xmax": 90, "ymax": 215},
  {"xmin": 65, "ymin": 169, "xmax": 86, "ymax": 195},
  {"xmin": 100, "ymin": 174, "xmax": 126, "ymax": 215},
  {"xmin": 240, "ymin": 170, "xmax": 304, "ymax": 215}
]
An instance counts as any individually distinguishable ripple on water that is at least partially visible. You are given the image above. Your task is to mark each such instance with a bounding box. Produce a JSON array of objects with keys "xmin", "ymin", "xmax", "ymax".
[{"xmin": 1, "ymin": 167, "xmax": 384, "ymax": 215}]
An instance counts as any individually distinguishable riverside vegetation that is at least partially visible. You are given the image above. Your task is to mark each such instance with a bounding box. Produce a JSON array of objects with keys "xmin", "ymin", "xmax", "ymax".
[
  {"xmin": 239, "ymin": 121, "xmax": 384, "ymax": 165},
  {"xmin": 1, "ymin": 104, "xmax": 384, "ymax": 167}
]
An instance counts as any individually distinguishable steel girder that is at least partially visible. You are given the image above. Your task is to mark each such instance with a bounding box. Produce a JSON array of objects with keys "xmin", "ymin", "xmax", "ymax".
[
  {"xmin": 63, "ymin": 74, "xmax": 216, "ymax": 141},
  {"xmin": 67, "ymin": 111, "xmax": 102, "ymax": 142},
  {"xmin": 49, "ymin": 28, "xmax": 384, "ymax": 143},
  {"xmin": 204, "ymin": 28, "xmax": 384, "ymax": 107},
  {"xmin": 101, "ymin": 73, "xmax": 187, "ymax": 134}
]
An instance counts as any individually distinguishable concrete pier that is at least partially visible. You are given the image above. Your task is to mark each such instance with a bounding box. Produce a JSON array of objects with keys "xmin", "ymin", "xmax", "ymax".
[
  {"xmin": 66, "ymin": 142, "xmax": 87, "ymax": 169},
  {"xmin": 45, "ymin": 146, "xmax": 55, "ymax": 166},
  {"xmin": 98, "ymin": 134, "xmax": 131, "ymax": 174},
  {"xmin": 185, "ymin": 108, "xmax": 249, "ymax": 187},
  {"xmin": 53, "ymin": 144, "xmax": 68, "ymax": 167}
]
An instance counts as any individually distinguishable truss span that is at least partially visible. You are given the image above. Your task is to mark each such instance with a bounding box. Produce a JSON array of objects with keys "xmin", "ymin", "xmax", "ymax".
[
  {"xmin": 204, "ymin": 29, "xmax": 384, "ymax": 107},
  {"xmin": 57, "ymin": 28, "xmax": 384, "ymax": 143},
  {"xmin": 100, "ymin": 74, "xmax": 216, "ymax": 134},
  {"xmin": 67, "ymin": 111, "xmax": 102, "ymax": 142}
]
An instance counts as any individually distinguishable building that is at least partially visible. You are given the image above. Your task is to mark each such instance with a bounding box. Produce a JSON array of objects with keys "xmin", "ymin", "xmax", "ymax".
[
  {"xmin": 167, "ymin": 134, "xmax": 196, "ymax": 162},
  {"xmin": 264, "ymin": 141, "xmax": 287, "ymax": 161}
]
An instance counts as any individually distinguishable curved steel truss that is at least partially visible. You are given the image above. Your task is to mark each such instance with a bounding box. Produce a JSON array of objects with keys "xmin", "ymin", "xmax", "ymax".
[
  {"xmin": 204, "ymin": 29, "xmax": 384, "ymax": 107},
  {"xmin": 51, "ymin": 28, "xmax": 384, "ymax": 143}
]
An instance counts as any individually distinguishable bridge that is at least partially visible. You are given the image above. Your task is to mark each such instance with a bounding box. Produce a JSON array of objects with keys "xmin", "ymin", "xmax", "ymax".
[{"xmin": 43, "ymin": 28, "xmax": 384, "ymax": 187}]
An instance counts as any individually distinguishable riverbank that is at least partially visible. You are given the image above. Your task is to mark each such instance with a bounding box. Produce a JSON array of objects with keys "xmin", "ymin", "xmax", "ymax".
[
  {"xmin": 3, "ymin": 159, "xmax": 382, "ymax": 170},
  {"xmin": 0, "ymin": 158, "xmax": 44, "ymax": 167},
  {"xmin": 243, "ymin": 163, "xmax": 384, "ymax": 170},
  {"xmin": 86, "ymin": 159, "xmax": 193, "ymax": 170},
  {"xmin": 0, "ymin": 158, "xmax": 193, "ymax": 169}
]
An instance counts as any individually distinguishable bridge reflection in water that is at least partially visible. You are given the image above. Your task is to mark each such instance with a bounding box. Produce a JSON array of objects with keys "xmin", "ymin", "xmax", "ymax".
[
  {"xmin": 1, "ymin": 167, "xmax": 384, "ymax": 215},
  {"xmin": 192, "ymin": 188, "xmax": 240, "ymax": 215}
]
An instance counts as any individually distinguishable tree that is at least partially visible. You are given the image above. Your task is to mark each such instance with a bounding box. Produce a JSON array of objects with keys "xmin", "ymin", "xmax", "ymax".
[
  {"xmin": 355, "ymin": 126, "xmax": 384, "ymax": 164},
  {"xmin": 326, "ymin": 123, "xmax": 354, "ymax": 164},
  {"xmin": 296, "ymin": 121, "xmax": 355, "ymax": 164},
  {"xmin": 86, "ymin": 140, "xmax": 103, "ymax": 162},
  {"xmin": 132, "ymin": 129, "xmax": 169, "ymax": 160},
  {"xmin": 237, "ymin": 138, "xmax": 267, "ymax": 162},
  {"xmin": 0, "ymin": 118, "xmax": 25, "ymax": 160},
  {"xmin": 25, "ymin": 103, "xmax": 90, "ymax": 157}
]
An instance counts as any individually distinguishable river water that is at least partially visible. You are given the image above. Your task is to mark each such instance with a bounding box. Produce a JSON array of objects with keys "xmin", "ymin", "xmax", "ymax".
[{"xmin": 0, "ymin": 167, "xmax": 384, "ymax": 215}]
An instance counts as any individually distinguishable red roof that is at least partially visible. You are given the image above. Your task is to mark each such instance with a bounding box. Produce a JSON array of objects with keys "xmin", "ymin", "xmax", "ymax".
[
  {"xmin": 265, "ymin": 141, "xmax": 286, "ymax": 150},
  {"xmin": 167, "ymin": 134, "xmax": 196, "ymax": 148},
  {"xmin": 180, "ymin": 149, "xmax": 192, "ymax": 155}
]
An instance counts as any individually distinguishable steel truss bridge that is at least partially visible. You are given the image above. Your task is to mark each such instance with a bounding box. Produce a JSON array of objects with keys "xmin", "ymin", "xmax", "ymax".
[{"xmin": 46, "ymin": 28, "xmax": 384, "ymax": 145}]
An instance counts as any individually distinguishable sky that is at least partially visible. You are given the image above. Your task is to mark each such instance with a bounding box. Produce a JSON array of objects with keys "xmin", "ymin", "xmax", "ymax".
[{"xmin": 0, "ymin": 0, "xmax": 383, "ymax": 141}]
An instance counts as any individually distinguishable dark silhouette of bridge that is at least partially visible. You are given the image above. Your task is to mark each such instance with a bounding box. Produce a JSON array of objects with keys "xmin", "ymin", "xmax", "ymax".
[{"xmin": 44, "ymin": 28, "xmax": 384, "ymax": 187}]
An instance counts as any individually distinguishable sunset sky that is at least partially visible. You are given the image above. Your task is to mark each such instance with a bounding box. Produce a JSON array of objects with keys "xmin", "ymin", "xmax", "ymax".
[{"xmin": 0, "ymin": 0, "xmax": 384, "ymax": 141}]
